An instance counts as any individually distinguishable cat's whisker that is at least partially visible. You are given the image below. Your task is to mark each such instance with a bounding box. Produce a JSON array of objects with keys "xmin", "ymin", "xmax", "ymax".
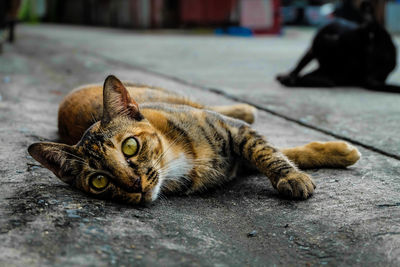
[
  {"xmin": 154, "ymin": 123, "xmax": 197, "ymax": 169},
  {"xmin": 156, "ymin": 128, "xmax": 184, "ymax": 159},
  {"xmin": 89, "ymin": 111, "xmax": 98, "ymax": 124},
  {"xmin": 158, "ymin": 157, "xmax": 212, "ymax": 176},
  {"xmin": 156, "ymin": 192, "xmax": 168, "ymax": 205},
  {"xmin": 62, "ymin": 151, "xmax": 85, "ymax": 161},
  {"xmin": 62, "ymin": 151, "xmax": 89, "ymax": 167},
  {"xmin": 64, "ymin": 158, "xmax": 88, "ymax": 167},
  {"xmin": 167, "ymin": 158, "xmax": 226, "ymax": 180},
  {"xmin": 157, "ymin": 156, "xmax": 222, "ymax": 192},
  {"xmin": 152, "ymin": 131, "xmax": 186, "ymax": 169}
]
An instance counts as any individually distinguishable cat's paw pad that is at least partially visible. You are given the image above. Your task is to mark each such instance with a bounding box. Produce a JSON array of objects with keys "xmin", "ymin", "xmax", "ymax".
[
  {"xmin": 277, "ymin": 172, "xmax": 316, "ymax": 200},
  {"xmin": 276, "ymin": 73, "xmax": 297, "ymax": 86},
  {"xmin": 307, "ymin": 141, "xmax": 361, "ymax": 168}
]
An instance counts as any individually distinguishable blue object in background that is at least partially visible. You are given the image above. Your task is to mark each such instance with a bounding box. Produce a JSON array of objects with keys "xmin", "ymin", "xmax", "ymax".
[
  {"xmin": 215, "ymin": 26, "xmax": 253, "ymax": 37},
  {"xmin": 305, "ymin": 3, "xmax": 335, "ymax": 26},
  {"xmin": 281, "ymin": 6, "xmax": 298, "ymax": 24},
  {"xmin": 386, "ymin": 2, "xmax": 400, "ymax": 33}
]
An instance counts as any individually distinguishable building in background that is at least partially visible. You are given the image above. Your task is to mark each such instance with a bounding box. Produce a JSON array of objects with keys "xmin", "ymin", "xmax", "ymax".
[
  {"xmin": 5, "ymin": 0, "xmax": 399, "ymax": 35},
  {"xmin": 41, "ymin": 0, "xmax": 281, "ymax": 34}
]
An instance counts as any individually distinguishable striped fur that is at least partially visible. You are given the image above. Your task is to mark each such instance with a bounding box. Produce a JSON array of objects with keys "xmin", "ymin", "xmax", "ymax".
[{"xmin": 28, "ymin": 75, "xmax": 361, "ymax": 204}]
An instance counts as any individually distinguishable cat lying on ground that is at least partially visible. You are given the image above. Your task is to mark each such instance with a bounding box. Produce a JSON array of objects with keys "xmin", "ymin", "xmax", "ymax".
[
  {"xmin": 28, "ymin": 75, "xmax": 361, "ymax": 204},
  {"xmin": 277, "ymin": 1, "xmax": 399, "ymax": 93}
]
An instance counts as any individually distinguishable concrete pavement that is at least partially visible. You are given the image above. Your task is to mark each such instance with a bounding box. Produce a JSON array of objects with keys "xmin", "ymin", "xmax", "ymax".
[
  {"xmin": 0, "ymin": 24, "xmax": 399, "ymax": 266},
  {"xmin": 21, "ymin": 24, "xmax": 400, "ymax": 158}
]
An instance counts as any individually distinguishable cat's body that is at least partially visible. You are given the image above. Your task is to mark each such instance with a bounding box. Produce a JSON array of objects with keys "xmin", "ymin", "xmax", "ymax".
[
  {"xmin": 57, "ymin": 83, "xmax": 256, "ymax": 145},
  {"xmin": 28, "ymin": 76, "xmax": 361, "ymax": 204},
  {"xmin": 276, "ymin": 1, "xmax": 399, "ymax": 93}
]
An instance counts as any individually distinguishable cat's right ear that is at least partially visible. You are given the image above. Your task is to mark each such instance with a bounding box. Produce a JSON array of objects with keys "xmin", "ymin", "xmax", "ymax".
[
  {"xmin": 101, "ymin": 75, "xmax": 143, "ymax": 125},
  {"xmin": 360, "ymin": 0, "xmax": 374, "ymax": 23},
  {"xmin": 28, "ymin": 142, "xmax": 78, "ymax": 184}
]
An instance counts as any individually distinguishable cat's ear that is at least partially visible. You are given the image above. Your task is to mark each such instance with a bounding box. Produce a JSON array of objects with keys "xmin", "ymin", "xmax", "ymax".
[
  {"xmin": 101, "ymin": 75, "xmax": 143, "ymax": 125},
  {"xmin": 360, "ymin": 0, "xmax": 374, "ymax": 23},
  {"xmin": 28, "ymin": 142, "xmax": 78, "ymax": 184}
]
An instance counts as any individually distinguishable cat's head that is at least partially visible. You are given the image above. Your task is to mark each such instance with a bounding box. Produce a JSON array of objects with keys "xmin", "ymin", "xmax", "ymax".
[
  {"xmin": 359, "ymin": 0, "xmax": 374, "ymax": 23},
  {"xmin": 28, "ymin": 75, "xmax": 165, "ymax": 204},
  {"xmin": 359, "ymin": 0, "xmax": 382, "ymax": 31}
]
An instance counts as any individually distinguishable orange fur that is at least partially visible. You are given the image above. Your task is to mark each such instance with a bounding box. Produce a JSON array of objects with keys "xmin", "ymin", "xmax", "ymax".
[{"xmin": 29, "ymin": 75, "xmax": 361, "ymax": 205}]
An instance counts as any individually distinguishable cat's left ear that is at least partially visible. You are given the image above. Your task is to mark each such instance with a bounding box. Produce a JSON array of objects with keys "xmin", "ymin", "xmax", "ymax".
[
  {"xmin": 360, "ymin": 0, "xmax": 375, "ymax": 23},
  {"xmin": 101, "ymin": 75, "xmax": 143, "ymax": 125},
  {"xmin": 28, "ymin": 142, "xmax": 78, "ymax": 184}
]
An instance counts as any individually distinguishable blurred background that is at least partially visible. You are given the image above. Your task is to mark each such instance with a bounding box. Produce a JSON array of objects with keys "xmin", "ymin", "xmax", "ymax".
[
  {"xmin": 1, "ymin": 2, "xmax": 400, "ymax": 266},
  {"xmin": 1, "ymin": 0, "xmax": 400, "ymax": 41}
]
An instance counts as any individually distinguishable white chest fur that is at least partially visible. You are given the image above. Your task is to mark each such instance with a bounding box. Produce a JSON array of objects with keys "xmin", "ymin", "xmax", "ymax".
[{"xmin": 161, "ymin": 153, "xmax": 193, "ymax": 183}]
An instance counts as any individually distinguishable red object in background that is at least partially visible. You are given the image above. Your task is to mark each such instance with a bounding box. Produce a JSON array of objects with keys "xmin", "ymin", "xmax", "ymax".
[
  {"xmin": 241, "ymin": 0, "xmax": 281, "ymax": 35},
  {"xmin": 253, "ymin": 0, "xmax": 281, "ymax": 35},
  {"xmin": 130, "ymin": 0, "xmax": 142, "ymax": 28},
  {"xmin": 180, "ymin": 0, "xmax": 280, "ymax": 35},
  {"xmin": 180, "ymin": 0, "xmax": 238, "ymax": 25},
  {"xmin": 151, "ymin": 0, "xmax": 163, "ymax": 28}
]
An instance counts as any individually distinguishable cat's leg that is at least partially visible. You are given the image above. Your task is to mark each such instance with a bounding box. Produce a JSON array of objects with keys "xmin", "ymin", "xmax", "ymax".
[
  {"xmin": 279, "ymin": 68, "xmax": 336, "ymax": 87},
  {"xmin": 364, "ymin": 79, "xmax": 400, "ymax": 93},
  {"xmin": 276, "ymin": 49, "xmax": 314, "ymax": 86},
  {"xmin": 281, "ymin": 141, "xmax": 361, "ymax": 169},
  {"xmin": 209, "ymin": 104, "xmax": 257, "ymax": 124},
  {"xmin": 232, "ymin": 125, "xmax": 315, "ymax": 199},
  {"xmin": 297, "ymin": 69, "xmax": 336, "ymax": 87}
]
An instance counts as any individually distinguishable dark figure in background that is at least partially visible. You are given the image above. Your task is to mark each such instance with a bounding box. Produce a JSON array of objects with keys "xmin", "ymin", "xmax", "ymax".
[
  {"xmin": 334, "ymin": 0, "xmax": 364, "ymax": 23},
  {"xmin": 334, "ymin": 0, "xmax": 386, "ymax": 26},
  {"xmin": 0, "ymin": 0, "xmax": 20, "ymax": 44},
  {"xmin": 276, "ymin": 1, "xmax": 399, "ymax": 93}
]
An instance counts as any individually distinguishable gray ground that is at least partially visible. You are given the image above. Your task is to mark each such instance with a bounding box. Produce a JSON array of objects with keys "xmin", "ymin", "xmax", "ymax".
[{"xmin": 0, "ymin": 24, "xmax": 399, "ymax": 266}]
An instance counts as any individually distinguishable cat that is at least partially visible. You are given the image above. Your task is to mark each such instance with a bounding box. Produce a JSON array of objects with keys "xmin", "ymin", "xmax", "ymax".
[
  {"xmin": 276, "ymin": 0, "xmax": 399, "ymax": 93},
  {"xmin": 28, "ymin": 75, "xmax": 361, "ymax": 205}
]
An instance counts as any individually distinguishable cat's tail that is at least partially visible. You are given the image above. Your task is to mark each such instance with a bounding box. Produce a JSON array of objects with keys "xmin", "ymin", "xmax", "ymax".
[
  {"xmin": 281, "ymin": 141, "xmax": 361, "ymax": 169},
  {"xmin": 209, "ymin": 104, "xmax": 257, "ymax": 124}
]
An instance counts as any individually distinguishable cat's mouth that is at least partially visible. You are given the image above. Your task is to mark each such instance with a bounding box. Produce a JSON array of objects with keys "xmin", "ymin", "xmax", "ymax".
[
  {"xmin": 112, "ymin": 178, "xmax": 160, "ymax": 205},
  {"xmin": 143, "ymin": 178, "xmax": 162, "ymax": 204},
  {"xmin": 111, "ymin": 171, "xmax": 162, "ymax": 205},
  {"xmin": 119, "ymin": 186, "xmax": 152, "ymax": 205},
  {"xmin": 141, "ymin": 192, "xmax": 152, "ymax": 204}
]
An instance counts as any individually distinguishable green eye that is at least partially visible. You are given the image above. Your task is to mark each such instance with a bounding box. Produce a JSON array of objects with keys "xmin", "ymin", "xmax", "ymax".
[
  {"xmin": 90, "ymin": 174, "xmax": 109, "ymax": 190},
  {"xmin": 122, "ymin": 137, "xmax": 138, "ymax": 156}
]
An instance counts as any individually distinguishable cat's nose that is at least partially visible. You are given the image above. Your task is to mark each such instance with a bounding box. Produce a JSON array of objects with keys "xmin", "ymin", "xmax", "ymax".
[{"xmin": 132, "ymin": 176, "xmax": 142, "ymax": 193}]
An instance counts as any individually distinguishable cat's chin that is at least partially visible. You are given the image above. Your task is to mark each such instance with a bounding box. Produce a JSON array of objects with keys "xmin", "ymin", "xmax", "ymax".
[
  {"xmin": 141, "ymin": 192, "xmax": 152, "ymax": 204},
  {"xmin": 143, "ymin": 180, "xmax": 162, "ymax": 204},
  {"xmin": 141, "ymin": 191, "xmax": 157, "ymax": 204}
]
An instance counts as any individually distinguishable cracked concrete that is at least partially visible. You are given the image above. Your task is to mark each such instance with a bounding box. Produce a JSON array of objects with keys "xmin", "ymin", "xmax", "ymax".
[{"xmin": 0, "ymin": 24, "xmax": 399, "ymax": 266}]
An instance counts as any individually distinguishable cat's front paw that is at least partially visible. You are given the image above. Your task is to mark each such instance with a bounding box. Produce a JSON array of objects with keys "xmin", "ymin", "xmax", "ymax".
[
  {"xmin": 277, "ymin": 172, "xmax": 316, "ymax": 199},
  {"xmin": 276, "ymin": 73, "xmax": 297, "ymax": 87}
]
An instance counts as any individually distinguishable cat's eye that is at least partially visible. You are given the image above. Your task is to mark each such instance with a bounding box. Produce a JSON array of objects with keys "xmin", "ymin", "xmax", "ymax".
[
  {"xmin": 90, "ymin": 174, "xmax": 109, "ymax": 190},
  {"xmin": 122, "ymin": 137, "xmax": 139, "ymax": 157}
]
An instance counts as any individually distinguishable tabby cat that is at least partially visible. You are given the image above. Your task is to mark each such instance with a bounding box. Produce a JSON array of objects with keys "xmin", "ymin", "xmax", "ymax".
[{"xmin": 28, "ymin": 75, "xmax": 361, "ymax": 204}]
